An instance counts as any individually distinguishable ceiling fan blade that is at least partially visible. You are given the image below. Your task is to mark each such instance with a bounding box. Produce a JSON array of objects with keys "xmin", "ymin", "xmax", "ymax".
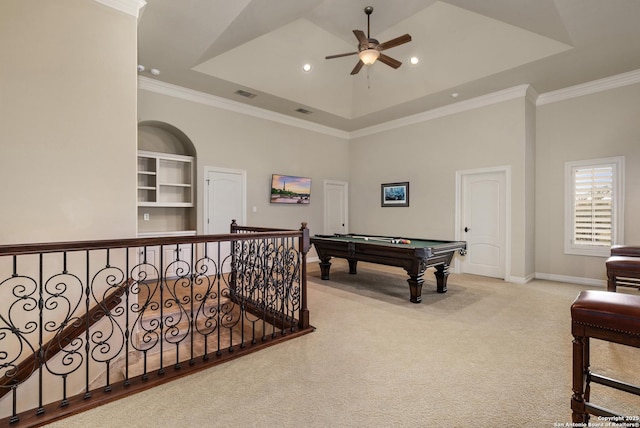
[
  {"xmin": 353, "ymin": 29, "xmax": 368, "ymax": 47},
  {"xmin": 378, "ymin": 34, "xmax": 412, "ymax": 51},
  {"xmin": 325, "ymin": 52, "xmax": 358, "ymax": 59},
  {"xmin": 378, "ymin": 53, "xmax": 402, "ymax": 69},
  {"xmin": 350, "ymin": 60, "xmax": 364, "ymax": 75}
]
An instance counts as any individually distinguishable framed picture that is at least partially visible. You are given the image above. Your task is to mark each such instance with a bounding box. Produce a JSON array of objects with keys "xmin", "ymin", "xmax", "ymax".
[
  {"xmin": 381, "ymin": 182, "xmax": 409, "ymax": 207},
  {"xmin": 270, "ymin": 174, "xmax": 311, "ymax": 204}
]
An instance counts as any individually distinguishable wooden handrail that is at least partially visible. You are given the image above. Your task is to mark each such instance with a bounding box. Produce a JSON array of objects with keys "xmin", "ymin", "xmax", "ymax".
[
  {"xmin": 0, "ymin": 279, "xmax": 133, "ymax": 399},
  {"xmin": 0, "ymin": 230, "xmax": 305, "ymax": 256}
]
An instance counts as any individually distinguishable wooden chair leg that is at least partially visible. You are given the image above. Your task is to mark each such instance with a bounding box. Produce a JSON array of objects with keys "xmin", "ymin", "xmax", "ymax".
[
  {"xmin": 607, "ymin": 272, "xmax": 617, "ymax": 292},
  {"xmin": 584, "ymin": 338, "xmax": 590, "ymax": 403},
  {"xmin": 571, "ymin": 335, "xmax": 588, "ymax": 423}
]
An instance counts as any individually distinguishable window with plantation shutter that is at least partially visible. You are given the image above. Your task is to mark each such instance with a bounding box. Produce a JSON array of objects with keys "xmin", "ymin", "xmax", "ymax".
[{"xmin": 564, "ymin": 157, "xmax": 624, "ymax": 257}]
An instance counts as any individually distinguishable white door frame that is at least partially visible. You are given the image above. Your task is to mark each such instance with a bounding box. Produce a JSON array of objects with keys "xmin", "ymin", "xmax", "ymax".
[
  {"xmin": 323, "ymin": 179, "xmax": 349, "ymax": 235},
  {"xmin": 202, "ymin": 166, "xmax": 247, "ymax": 234},
  {"xmin": 455, "ymin": 166, "xmax": 511, "ymax": 280}
]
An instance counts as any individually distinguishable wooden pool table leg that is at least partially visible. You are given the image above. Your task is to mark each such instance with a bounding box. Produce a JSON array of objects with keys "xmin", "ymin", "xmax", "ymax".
[
  {"xmin": 347, "ymin": 259, "xmax": 358, "ymax": 274},
  {"xmin": 318, "ymin": 258, "xmax": 332, "ymax": 280},
  {"xmin": 406, "ymin": 275, "xmax": 424, "ymax": 304},
  {"xmin": 434, "ymin": 264, "xmax": 449, "ymax": 293}
]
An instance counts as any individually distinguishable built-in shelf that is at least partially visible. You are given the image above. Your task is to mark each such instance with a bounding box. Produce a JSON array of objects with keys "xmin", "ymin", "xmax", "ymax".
[{"xmin": 137, "ymin": 150, "xmax": 193, "ymax": 207}]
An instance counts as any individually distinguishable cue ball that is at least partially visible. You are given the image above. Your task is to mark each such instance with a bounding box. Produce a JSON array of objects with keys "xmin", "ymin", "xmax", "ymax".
[{"xmin": 364, "ymin": 237, "xmax": 368, "ymax": 240}]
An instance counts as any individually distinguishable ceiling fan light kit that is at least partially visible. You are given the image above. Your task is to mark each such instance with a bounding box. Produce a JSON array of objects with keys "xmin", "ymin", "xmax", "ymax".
[
  {"xmin": 325, "ymin": 6, "xmax": 412, "ymax": 75},
  {"xmin": 359, "ymin": 49, "xmax": 380, "ymax": 65}
]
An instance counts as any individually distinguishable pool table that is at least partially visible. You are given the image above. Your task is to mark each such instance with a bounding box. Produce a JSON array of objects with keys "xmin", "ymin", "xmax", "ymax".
[{"xmin": 310, "ymin": 234, "xmax": 467, "ymax": 303}]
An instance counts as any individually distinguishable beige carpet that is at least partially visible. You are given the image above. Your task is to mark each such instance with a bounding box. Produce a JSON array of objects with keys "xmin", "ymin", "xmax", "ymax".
[{"xmin": 45, "ymin": 261, "xmax": 640, "ymax": 427}]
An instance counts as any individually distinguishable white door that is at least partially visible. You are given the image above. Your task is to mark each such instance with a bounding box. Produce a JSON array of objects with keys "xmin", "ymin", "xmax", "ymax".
[
  {"xmin": 137, "ymin": 246, "xmax": 159, "ymax": 280},
  {"xmin": 324, "ymin": 180, "xmax": 348, "ymax": 235},
  {"xmin": 204, "ymin": 167, "xmax": 246, "ymax": 273},
  {"xmin": 162, "ymin": 244, "xmax": 192, "ymax": 278},
  {"xmin": 205, "ymin": 168, "xmax": 246, "ymax": 234},
  {"xmin": 459, "ymin": 169, "xmax": 508, "ymax": 278}
]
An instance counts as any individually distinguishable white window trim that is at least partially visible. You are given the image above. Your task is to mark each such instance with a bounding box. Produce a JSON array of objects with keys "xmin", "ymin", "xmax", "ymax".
[{"xmin": 564, "ymin": 156, "xmax": 625, "ymax": 257}]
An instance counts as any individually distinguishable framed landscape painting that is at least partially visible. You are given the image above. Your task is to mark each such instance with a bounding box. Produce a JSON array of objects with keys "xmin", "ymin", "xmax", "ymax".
[
  {"xmin": 381, "ymin": 182, "xmax": 409, "ymax": 207},
  {"xmin": 271, "ymin": 174, "xmax": 311, "ymax": 204}
]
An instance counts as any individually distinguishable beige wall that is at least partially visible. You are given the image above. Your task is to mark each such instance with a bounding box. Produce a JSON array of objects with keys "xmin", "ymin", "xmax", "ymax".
[
  {"xmin": 0, "ymin": 0, "xmax": 138, "ymax": 244},
  {"xmin": 535, "ymin": 83, "xmax": 640, "ymax": 281},
  {"xmin": 137, "ymin": 90, "xmax": 350, "ymax": 235},
  {"xmin": 0, "ymin": 0, "xmax": 138, "ymax": 415},
  {"xmin": 348, "ymin": 97, "xmax": 532, "ymax": 279}
]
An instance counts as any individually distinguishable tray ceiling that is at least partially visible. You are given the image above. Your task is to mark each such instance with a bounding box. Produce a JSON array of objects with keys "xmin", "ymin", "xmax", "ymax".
[{"xmin": 137, "ymin": 0, "xmax": 640, "ymax": 131}]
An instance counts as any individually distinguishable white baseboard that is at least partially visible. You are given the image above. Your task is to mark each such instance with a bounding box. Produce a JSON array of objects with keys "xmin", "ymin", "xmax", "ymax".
[
  {"xmin": 506, "ymin": 273, "xmax": 535, "ymax": 284},
  {"xmin": 535, "ymin": 272, "xmax": 606, "ymax": 288}
]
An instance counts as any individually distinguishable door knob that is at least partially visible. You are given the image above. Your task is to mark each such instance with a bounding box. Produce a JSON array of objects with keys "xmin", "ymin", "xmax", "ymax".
[{"xmin": 464, "ymin": 227, "xmax": 470, "ymax": 232}]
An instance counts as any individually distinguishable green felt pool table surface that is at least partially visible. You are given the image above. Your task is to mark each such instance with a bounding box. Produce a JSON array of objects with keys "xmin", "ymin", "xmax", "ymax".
[{"xmin": 313, "ymin": 234, "xmax": 456, "ymax": 249}]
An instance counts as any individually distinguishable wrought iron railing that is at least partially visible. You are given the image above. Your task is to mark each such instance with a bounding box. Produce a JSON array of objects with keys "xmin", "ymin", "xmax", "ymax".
[{"xmin": 0, "ymin": 221, "xmax": 311, "ymax": 427}]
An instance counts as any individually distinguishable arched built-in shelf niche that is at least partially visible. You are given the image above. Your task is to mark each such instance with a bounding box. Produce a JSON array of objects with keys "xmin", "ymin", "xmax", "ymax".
[{"xmin": 137, "ymin": 121, "xmax": 197, "ymax": 237}]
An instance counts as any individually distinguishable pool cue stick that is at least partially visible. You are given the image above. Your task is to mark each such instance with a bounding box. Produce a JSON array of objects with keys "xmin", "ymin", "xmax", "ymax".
[
  {"xmin": 369, "ymin": 237, "xmax": 411, "ymax": 244},
  {"xmin": 351, "ymin": 235, "xmax": 410, "ymax": 244},
  {"xmin": 365, "ymin": 237, "xmax": 394, "ymax": 243},
  {"xmin": 351, "ymin": 234, "xmax": 379, "ymax": 241}
]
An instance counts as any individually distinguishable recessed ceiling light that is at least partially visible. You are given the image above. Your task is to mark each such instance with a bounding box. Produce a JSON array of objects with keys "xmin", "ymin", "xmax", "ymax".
[
  {"xmin": 410, "ymin": 57, "xmax": 419, "ymax": 65},
  {"xmin": 302, "ymin": 64, "xmax": 312, "ymax": 72},
  {"xmin": 451, "ymin": 93, "xmax": 459, "ymax": 98}
]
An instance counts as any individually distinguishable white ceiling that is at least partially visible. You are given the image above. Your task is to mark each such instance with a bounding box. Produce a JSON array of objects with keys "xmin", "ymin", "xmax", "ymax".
[{"xmin": 137, "ymin": 0, "xmax": 640, "ymax": 132}]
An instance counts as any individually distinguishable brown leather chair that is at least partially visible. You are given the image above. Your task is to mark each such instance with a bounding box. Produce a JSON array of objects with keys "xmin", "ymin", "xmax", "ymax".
[
  {"xmin": 610, "ymin": 245, "xmax": 640, "ymax": 257},
  {"xmin": 606, "ymin": 246, "xmax": 640, "ymax": 292},
  {"xmin": 571, "ymin": 290, "xmax": 640, "ymax": 423}
]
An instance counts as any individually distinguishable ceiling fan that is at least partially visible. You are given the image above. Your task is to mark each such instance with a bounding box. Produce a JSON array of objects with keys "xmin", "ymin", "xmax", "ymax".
[{"xmin": 325, "ymin": 6, "xmax": 412, "ymax": 75}]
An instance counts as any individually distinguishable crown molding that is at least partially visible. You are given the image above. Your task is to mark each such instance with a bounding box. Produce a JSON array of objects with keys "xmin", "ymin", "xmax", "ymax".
[
  {"xmin": 138, "ymin": 77, "xmax": 350, "ymax": 139},
  {"xmin": 525, "ymin": 85, "xmax": 539, "ymax": 105},
  {"xmin": 94, "ymin": 0, "xmax": 146, "ymax": 17},
  {"xmin": 138, "ymin": 68, "xmax": 640, "ymax": 140},
  {"xmin": 537, "ymin": 68, "xmax": 640, "ymax": 106},
  {"xmin": 350, "ymin": 85, "xmax": 532, "ymax": 139}
]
